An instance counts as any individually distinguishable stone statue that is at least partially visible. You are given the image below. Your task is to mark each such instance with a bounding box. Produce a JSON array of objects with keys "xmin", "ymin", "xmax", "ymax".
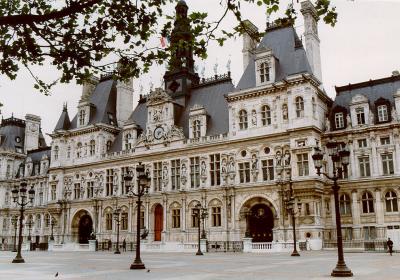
[{"xmin": 251, "ymin": 154, "xmax": 258, "ymax": 171}]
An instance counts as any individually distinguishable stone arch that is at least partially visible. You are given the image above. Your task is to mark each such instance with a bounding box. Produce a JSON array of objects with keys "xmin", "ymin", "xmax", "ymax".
[
  {"xmin": 208, "ymin": 198, "xmax": 223, "ymax": 207},
  {"xmin": 71, "ymin": 209, "xmax": 93, "ymax": 244},
  {"xmin": 168, "ymin": 201, "xmax": 182, "ymax": 211}
]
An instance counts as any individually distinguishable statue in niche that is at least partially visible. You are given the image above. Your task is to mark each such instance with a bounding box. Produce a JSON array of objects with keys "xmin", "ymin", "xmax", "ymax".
[
  {"xmin": 346, "ymin": 114, "xmax": 352, "ymax": 128},
  {"xmin": 251, "ymin": 110, "xmax": 257, "ymax": 126},
  {"xmin": 392, "ymin": 108, "xmax": 397, "ymax": 121},
  {"xmin": 251, "ymin": 154, "xmax": 258, "ymax": 171},
  {"xmin": 200, "ymin": 161, "xmax": 206, "ymax": 176},
  {"xmin": 228, "ymin": 157, "xmax": 235, "ymax": 173},
  {"xmin": 153, "ymin": 108, "xmax": 162, "ymax": 122},
  {"xmin": 221, "ymin": 158, "xmax": 227, "ymax": 175},
  {"xmin": 163, "ymin": 165, "xmax": 168, "ymax": 179},
  {"xmin": 325, "ymin": 117, "xmax": 330, "ymax": 131},
  {"xmin": 282, "ymin": 104, "xmax": 288, "ymax": 120},
  {"xmin": 181, "ymin": 163, "xmax": 187, "ymax": 185},
  {"xmin": 284, "ymin": 150, "xmax": 291, "ymax": 166}
]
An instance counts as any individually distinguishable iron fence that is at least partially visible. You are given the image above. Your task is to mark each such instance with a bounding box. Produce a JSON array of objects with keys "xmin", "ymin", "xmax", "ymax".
[{"xmin": 207, "ymin": 241, "xmax": 243, "ymax": 252}]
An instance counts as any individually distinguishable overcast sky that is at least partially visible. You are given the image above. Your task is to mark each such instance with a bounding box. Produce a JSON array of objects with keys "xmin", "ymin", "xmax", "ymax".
[{"xmin": 0, "ymin": 0, "xmax": 399, "ymax": 144}]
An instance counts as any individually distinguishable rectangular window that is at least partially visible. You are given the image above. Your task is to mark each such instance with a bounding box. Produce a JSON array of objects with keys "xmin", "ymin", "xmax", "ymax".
[
  {"xmin": 87, "ymin": 181, "xmax": 94, "ymax": 198},
  {"xmin": 297, "ymin": 153, "xmax": 309, "ymax": 176},
  {"xmin": 210, "ymin": 154, "xmax": 221, "ymax": 186},
  {"xmin": 190, "ymin": 157, "xmax": 200, "ymax": 188},
  {"xmin": 106, "ymin": 169, "xmax": 114, "ymax": 196},
  {"xmin": 106, "ymin": 213, "xmax": 113, "ymax": 230},
  {"xmin": 171, "ymin": 159, "xmax": 181, "ymax": 190},
  {"xmin": 335, "ymin": 112, "xmax": 344, "ymax": 128},
  {"xmin": 380, "ymin": 137, "xmax": 390, "ymax": 145},
  {"xmin": 211, "ymin": 207, "xmax": 221, "ymax": 227},
  {"xmin": 377, "ymin": 105, "xmax": 388, "ymax": 122},
  {"xmin": 359, "ymin": 156, "xmax": 371, "ymax": 177},
  {"xmin": 382, "ymin": 153, "xmax": 394, "ymax": 175},
  {"xmin": 356, "ymin": 108, "xmax": 365, "ymax": 125},
  {"xmin": 121, "ymin": 167, "xmax": 130, "ymax": 194},
  {"xmin": 121, "ymin": 212, "xmax": 128, "ymax": 230},
  {"xmin": 74, "ymin": 183, "xmax": 80, "ymax": 199},
  {"xmin": 51, "ymin": 185, "xmax": 57, "ymax": 201},
  {"xmin": 238, "ymin": 162, "xmax": 250, "ymax": 183},
  {"xmin": 358, "ymin": 139, "xmax": 367, "ymax": 148},
  {"xmin": 363, "ymin": 226, "xmax": 376, "ymax": 240},
  {"xmin": 172, "ymin": 209, "xmax": 181, "ymax": 228},
  {"xmin": 39, "ymin": 192, "xmax": 44, "ymax": 205},
  {"xmin": 262, "ymin": 159, "xmax": 274, "ymax": 181},
  {"xmin": 191, "ymin": 209, "xmax": 199, "ymax": 228},
  {"xmin": 153, "ymin": 162, "xmax": 162, "ymax": 192}
]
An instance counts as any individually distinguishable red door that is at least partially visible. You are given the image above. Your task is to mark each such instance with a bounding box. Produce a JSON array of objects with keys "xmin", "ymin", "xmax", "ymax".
[{"xmin": 154, "ymin": 205, "xmax": 163, "ymax": 241}]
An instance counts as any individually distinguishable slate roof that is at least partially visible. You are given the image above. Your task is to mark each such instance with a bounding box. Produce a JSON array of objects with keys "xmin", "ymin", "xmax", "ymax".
[
  {"xmin": 236, "ymin": 26, "xmax": 312, "ymax": 91},
  {"xmin": 333, "ymin": 75, "xmax": 400, "ymax": 110},
  {"xmin": 54, "ymin": 106, "xmax": 71, "ymax": 131},
  {"xmin": 125, "ymin": 78, "xmax": 234, "ymax": 142},
  {"xmin": 67, "ymin": 78, "xmax": 117, "ymax": 129},
  {"xmin": 0, "ymin": 117, "xmax": 25, "ymax": 152}
]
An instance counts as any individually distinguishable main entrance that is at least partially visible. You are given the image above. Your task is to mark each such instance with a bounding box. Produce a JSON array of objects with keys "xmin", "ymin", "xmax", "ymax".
[
  {"xmin": 154, "ymin": 204, "xmax": 163, "ymax": 241},
  {"xmin": 78, "ymin": 214, "xmax": 93, "ymax": 244},
  {"xmin": 248, "ymin": 204, "xmax": 274, "ymax": 242}
]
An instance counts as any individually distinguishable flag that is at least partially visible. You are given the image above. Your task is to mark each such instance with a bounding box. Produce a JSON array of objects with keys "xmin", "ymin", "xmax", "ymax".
[{"xmin": 160, "ymin": 37, "xmax": 166, "ymax": 48}]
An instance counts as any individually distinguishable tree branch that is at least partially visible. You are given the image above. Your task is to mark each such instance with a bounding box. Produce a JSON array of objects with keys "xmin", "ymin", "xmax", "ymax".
[{"xmin": 0, "ymin": 0, "xmax": 101, "ymax": 26}]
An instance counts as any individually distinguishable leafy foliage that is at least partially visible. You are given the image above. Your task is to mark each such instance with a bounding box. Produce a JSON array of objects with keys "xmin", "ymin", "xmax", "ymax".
[{"xmin": 0, "ymin": 0, "xmax": 337, "ymax": 94}]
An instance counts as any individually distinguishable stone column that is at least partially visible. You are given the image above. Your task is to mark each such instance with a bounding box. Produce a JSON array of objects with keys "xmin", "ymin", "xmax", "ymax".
[
  {"xmin": 181, "ymin": 195, "xmax": 186, "ymax": 232},
  {"xmin": 145, "ymin": 199, "xmax": 150, "ymax": 230},
  {"xmin": 162, "ymin": 195, "xmax": 168, "ymax": 242},
  {"xmin": 349, "ymin": 140, "xmax": 356, "ymax": 179},
  {"xmin": 231, "ymin": 190, "xmax": 236, "ymax": 231},
  {"xmin": 351, "ymin": 190, "xmax": 361, "ymax": 240},
  {"xmin": 128, "ymin": 200, "xmax": 133, "ymax": 233},
  {"xmin": 394, "ymin": 132, "xmax": 400, "ymax": 174},
  {"xmin": 370, "ymin": 134, "xmax": 379, "ymax": 177},
  {"xmin": 374, "ymin": 188, "xmax": 385, "ymax": 239}
]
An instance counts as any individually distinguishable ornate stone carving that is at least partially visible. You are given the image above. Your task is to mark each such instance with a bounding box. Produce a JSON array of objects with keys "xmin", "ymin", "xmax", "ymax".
[
  {"xmin": 181, "ymin": 160, "xmax": 188, "ymax": 186},
  {"xmin": 146, "ymin": 87, "xmax": 172, "ymax": 106}
]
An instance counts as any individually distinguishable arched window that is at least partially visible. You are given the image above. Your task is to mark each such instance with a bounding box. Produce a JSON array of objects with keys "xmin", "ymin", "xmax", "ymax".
[
  {"xmin": 362, "ymin": 192, "xmax": 374, "ymax": 213},
  {"xmin": 238, "ymin": 109, "xmax": 248, "ymax": 130},
  {"xmin": 79, "ymin": 110, "xmax": 86, "ymax": 125},
  {"xmin": 76, "ymin": 143, "xmax": 82, "ymax": 158},
  {"xmin": 261, "ymin": 105, "xmax": 271, "ymax": 126},
  {"xmin": 259, "ymin": 62, "xmax": 270, "ymax": 83},
  {"xmin": 385, "ymin": 191, "xmax": 398, "ymax": 212},
  {"xmin": 282, "ymin": 104, "xmax": 288, "ymax": 120},
  {"xmin": 36, "ymin": 214, "xmax": 41, "ymax": 229},
  {"xmin": 89, "ymin": 140, "xmax": 95, "ymax": 156},
  {"xmin": 295, "ymin": 96, "xmax": 304, "ymax": 118},
  {"xmin": 106, "ymin": 140, "xmax": 112, "ymax": 152},
  {"xmin": 105, "ymin": 212, "xmax": 113, "ymax": 231},
  {"xmin": 339, "ymin": 194, "xmax": 351, "ymax": 215},
  {"xmin": 192, "ymin": 120, "xmax": 201, "ymax": 138},
  {"xmin": 54, "ymin": 146, "xmax": 59, "ymax": 160},
  {"xmin": 124, "ymin": 133, "xmax": 131, "ymax": 150},
  {"xmin": 121, "ymin": 211, "xmax": 128, "ymax": 230}
]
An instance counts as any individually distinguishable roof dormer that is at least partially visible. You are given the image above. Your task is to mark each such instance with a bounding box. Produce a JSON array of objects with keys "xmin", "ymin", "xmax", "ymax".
[
  {"xmin": 349, "ymin": 94, "xmax": 370, "ymax": 126},
  {"xmin": 254, "ymin": 47, "xmax": 277, "ymax": 87},
  {"xmin": 189, "ymin": 104, "xmax": 208, "ymax": 139}
]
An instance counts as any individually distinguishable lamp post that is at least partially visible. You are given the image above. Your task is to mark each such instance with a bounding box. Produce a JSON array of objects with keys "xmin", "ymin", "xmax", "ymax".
[
  {"xmin": 312, "ymin": 142, "xmax": 353, "ymax": 277},
  {"xmin": 195, "ymin": 203, "xmax": 203, "ymax": 256},
  {"xmin": 11, "ymin": 181, "xmax": 35, "ymax": 263},
  {"xmin": 26, "ymin": 219, "xmax": 33, "ymax": 242},
  {"xmin": 276, "ymin": 149, "xmax": 300, "ymax": 257},
  {"xmin": 113, "ymin": 207, "xmax": 121, "ymax": 254},
  {"xmin": 127, "ymin": 163, "xmax": 150, "ymax": 270},
  {"xmin": 11, "ymin": 216, "xmax": 18, "ymax": 252},
  {"xmin": 50, "ymin": 218, "xmax": 56, "ymax": 241}
]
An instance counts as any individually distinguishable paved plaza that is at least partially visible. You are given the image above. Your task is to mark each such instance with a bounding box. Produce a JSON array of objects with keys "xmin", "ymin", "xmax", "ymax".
[{"xmin": 0, "ymin": 250, "xmax": 399, "ymax": 280}]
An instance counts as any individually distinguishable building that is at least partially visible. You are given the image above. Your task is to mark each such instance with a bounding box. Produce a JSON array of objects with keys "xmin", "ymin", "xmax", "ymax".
[{"xmin": 1, "ymin": 0, "xmax": 399, "ymax": 252}]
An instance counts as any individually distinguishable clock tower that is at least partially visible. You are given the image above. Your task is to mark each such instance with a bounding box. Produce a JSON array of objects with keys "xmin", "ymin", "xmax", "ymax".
[{"xmin": 163, "ymin": 0, "xmax": 199, "ymax": 99}]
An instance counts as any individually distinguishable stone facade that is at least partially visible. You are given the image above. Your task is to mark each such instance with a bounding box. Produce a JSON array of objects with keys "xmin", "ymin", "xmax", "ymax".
[{"xmin": 1, "ymin": 1, "xmax": 399, "ymax": 252}]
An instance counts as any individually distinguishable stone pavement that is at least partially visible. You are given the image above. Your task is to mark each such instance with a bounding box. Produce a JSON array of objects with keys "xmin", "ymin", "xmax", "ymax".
[{"xmin": 0, "ymin": 250, "xmax": 398, "ymax": 280}]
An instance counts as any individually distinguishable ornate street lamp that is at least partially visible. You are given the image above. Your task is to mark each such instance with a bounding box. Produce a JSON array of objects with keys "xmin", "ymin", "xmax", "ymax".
[
  {"xmin": 312, "ymin": 142, "xmax": 353, "ymax": 277},
  {"xmin": 113, "ymin": 207, "xmax": 122, "ymax": 254},
  {"xmin": 11, "ymin": 216, "xmax": 18, "ymax": 252},
  {"xmin": 194, "ymin": 203, "xmax": 203, "ymax": 256},
  {"xmin": 50, "ymin": 218, "xmax": 57, "ymax": 241},
  {"xmin": 276, "ymin": 149, "xmax": 300, "ymax": 257},
  {"xmin": 11, "ymin": 181, "xmax": 35, "ymax": 263},
  {"xmin": 127, "ymin": 163, "xmax": 150, "ymax": 270}
]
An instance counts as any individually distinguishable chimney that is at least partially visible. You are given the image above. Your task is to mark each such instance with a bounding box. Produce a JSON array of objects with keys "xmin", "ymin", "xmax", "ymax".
[
  {"xmin": 116, "ymin": 78, "xmax": 134, "ymax": 127},
  {"xmin": 24, "ymin": 114, "xmax": 41, "ymax": 153},
  {"xmin": 301, "ymin": 0, "xmax": 322, "ymax": 82},
  {"xmin": 80, "ymin": 75, "xmax": 99, "ymax": 102},
  {"xmin": 242, "ymin": 20, "xmax": 259, "ymax": 71}
]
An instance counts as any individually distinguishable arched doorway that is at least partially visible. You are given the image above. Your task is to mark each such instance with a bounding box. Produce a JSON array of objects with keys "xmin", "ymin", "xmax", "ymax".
[
  {"xmin": 154, "ymin": 204, "xmax": 163, "ymax": 241},
  {"xmin": 71, "ymin": 210, "xmax": 93, "ymax": 244},
  {"xmin": 78, "ymin": 215, "xmax": 93, "ymax": 244},
  {"xmin": 248, "ymin": 204, "xmax": 274, "ymax": 242}
]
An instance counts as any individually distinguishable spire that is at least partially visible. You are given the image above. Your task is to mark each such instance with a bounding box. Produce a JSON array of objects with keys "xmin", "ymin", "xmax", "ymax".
[{"xmin": 54, "ymin": 103, "xmax": 71, "ymax": 132}]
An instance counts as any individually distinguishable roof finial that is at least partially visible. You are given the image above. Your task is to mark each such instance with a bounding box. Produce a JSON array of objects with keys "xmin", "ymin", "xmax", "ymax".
[
  {"xmin": 63, "ymin": 102, "xmax": 68, "ymax": 112},
  {"xmin": 226, "ymin": 55, "xmax": 232, "ymax": 73},
  {"xmin": 213, "ymin": 60, "xmax": 218, "ymax": 76},
  {"xmin": 139, "ymin": 82, "xmax": 144, "ymax": 95}
]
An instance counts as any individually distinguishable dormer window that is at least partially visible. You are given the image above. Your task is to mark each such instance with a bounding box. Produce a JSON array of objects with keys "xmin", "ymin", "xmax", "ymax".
[
  {"xmin": 335, "ymin": 112, "xmax": 344, "ymax": 129},
  {"xmin": 259, "ymin": 62, "xmax": 270, "ymax": 83},
  {"xmin": 295, "ymin": 96, "xmax": 304, "ymax": 118},
  {"xmin": 261, "ymin": 105, "xmax": 271, "ymax": 126},
  {"xmin": 106, "ymin": 140, "xmax": 112, "ymax": 152},
  {"xmin": 192, "ymin": 120, "xmax": 201, "ymax": 138},
  {"xmin": 79, "ymin": 110, "xmax": 86, "ymax": 126},
  {"xmin": 125, "ymin": 133, "xmax": 132, "ymax": 150},
  {"xmin": 356, "ymin": 107, "xmax": 365, "ymax": 125},
  {"xmin": 377, "ymin": 105, "xmax": 388, "ymax": 122},
  {"xmin": 238, "ymin": 109, "xmax": 248, "ymax": 130},
  {"xmin": 89, "ymin": 140, "xmax": 95, "ymax": 156}
]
